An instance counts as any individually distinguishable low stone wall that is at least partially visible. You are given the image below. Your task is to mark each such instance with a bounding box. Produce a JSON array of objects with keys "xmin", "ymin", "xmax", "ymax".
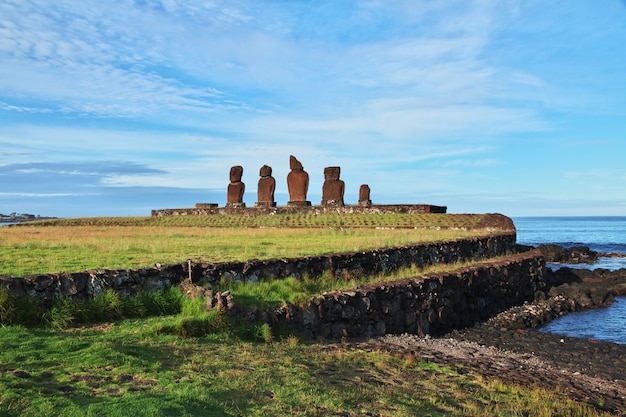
[
  {"xmin": 0, "ymin": 233, "xmax": 548, "ymax": 341},
  {"xmin": 0, "ymin": 266, "xmax": 188, "ymax": 303},
  {"xmin": 0, "ymin": 233, "xmax": 516, "ymax": 302},
  {"xmin": 287, "ymin": 250, "xmax": 546, "ymax": 339},
  {"xmin": 151, "ymin": 203, "xmax": 447, "ymax": 217},
  {"xmin": 197, "ymin": 233, "xmax": 516, "ymax": 285}
]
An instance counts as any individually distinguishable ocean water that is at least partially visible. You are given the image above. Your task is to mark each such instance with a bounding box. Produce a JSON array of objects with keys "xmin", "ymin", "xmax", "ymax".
[
  {"xmin": 538, "ymin": 296, "xmax": 626, "ymax": 344},
  {"xmin": 513, "ymin": 216, "xmax": 626, "ymax": 344},
  {"xmin": 514, "ymin": 216, "xmax": 626, "ymax": 261}
]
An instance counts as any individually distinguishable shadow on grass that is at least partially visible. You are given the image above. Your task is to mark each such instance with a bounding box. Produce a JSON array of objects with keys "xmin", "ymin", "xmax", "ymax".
[{"xmin": 0, "ymin": 324, "xmax": 267, "ymax": 416}]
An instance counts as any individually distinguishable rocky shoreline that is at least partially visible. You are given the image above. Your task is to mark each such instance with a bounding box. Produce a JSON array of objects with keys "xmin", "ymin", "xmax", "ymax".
[
  {"xmin": 360, "ymin": 329, "xmax": 626, "ymax": 414},
  {"xmin": 350, "ymin": 251, "xmax": 626, "ymax": 414},
  {"xmin": 0, "ymin": 213, "xmax": 56, "ymax": 224}
]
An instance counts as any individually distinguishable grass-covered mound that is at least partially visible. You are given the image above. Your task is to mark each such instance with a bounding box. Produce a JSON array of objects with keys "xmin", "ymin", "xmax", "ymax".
[
  {"xmin": 0, "ymin": 213, "xmax": 615, "ymax": 416},
  {"xmin": 0, "ymin": 213, "xmax": 513, "ymax": 277},
  {"xmin": 17, "ymin": 212, "xmax": 510, "ymax": 229}
]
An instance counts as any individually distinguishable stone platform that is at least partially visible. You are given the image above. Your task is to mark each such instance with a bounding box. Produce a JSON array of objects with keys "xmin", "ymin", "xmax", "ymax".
[{"xmin": 151, "ymin": 204, "xmax": 447, "ymax": 217}]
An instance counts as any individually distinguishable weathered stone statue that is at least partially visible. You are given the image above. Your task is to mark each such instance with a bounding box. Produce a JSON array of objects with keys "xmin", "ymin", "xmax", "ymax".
[
  {"xmin": 358, "ymin": 184, "xmax": 372, "ymax": 206},
  {"xmin": 226, "ymin": 165, "xmax": 245, "ymax": 208},
  {"xmin": 287, "ymin": 155, "xmax": 310, "ymax": 206},
  {"xmin": 321, "ymin": 166, "xmax": 345, "ymax": 206},
  {"xmin": 255, "ymin": 165, "xmax": 276, "ymax": 207}
]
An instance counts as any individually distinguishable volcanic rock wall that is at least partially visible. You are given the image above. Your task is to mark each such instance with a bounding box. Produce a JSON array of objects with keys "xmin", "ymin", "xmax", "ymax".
[
  {"xmin": 294, "ymin": 250, "xmax": 545, "ymax": 339},
  {"xmin": 1, "ymin": 233, "xmax": 516, "ymax": 302},
  {"xmin": 151, "ymin": 204, "xmax": 447, "ymax": 216},
  {"xmin": 0, "ymin": 234, "xmax": 550, "ymax": 340}
]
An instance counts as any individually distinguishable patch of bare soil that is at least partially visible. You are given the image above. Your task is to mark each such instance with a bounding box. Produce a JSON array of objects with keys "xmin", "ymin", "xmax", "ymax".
[
  {"xmin": 342, "ymin": 266, "xmax": 626, "ymax": 414},
  {"xmin": 346, "ymin": 294, "xmax": 626, "ymax": 415},
  {"xmin": 364, "ymin": 331, "xmax": 626, "ymax": 414}
]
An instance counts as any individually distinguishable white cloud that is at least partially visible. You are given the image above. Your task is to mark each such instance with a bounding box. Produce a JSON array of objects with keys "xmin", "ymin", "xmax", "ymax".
[
  {"xmin": 0, "ymin": 192, "xmax": 92, "ymax": 198},
  {"xmin": 1, "ymin": 0, "xmax": 625, "ymax": 216},
  {"xmin": 442, "ymin": 159, "xmax": 502, "ymax": 168}
]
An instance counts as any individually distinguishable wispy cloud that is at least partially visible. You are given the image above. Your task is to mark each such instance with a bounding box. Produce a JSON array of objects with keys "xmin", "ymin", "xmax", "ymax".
[
  {"xmin": 1, "ymin": 0, "xmax": 625, "ymax": 216},
  {"xmin": 0, "ymin": 192, "xmax": 93, "ymax": 198},
  {"xmin": 0, "ymin": 161, "xmax": 165, "ymax": 175},
  {"xmin": 0, "ymin": 1, "xmax": 257, "ymax": 119},
  {"xmin": 0, "ymin": 0, "xmax": 544, "ymax": 124},
  {"xmin": 0, "ymin": 101, "xmax": 54, "ymax": 113},
  {"xmin": 0, "ymin": 161, "xmax": 167, "ymax": 194}
]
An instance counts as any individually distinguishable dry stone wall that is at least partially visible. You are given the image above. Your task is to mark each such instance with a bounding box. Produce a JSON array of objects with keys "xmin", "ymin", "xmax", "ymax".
[
  {"xmin": 281, "ymin": 250, "xmax": 545, "ymax": 339},
  {"xmin": 197, "ymin": 234, "xmax": 516, "ymax": 285},
  {"xmin": 0, "ymin": 234, "xmax": 516, "ymax": 303},
  {"xmin": 0, "ymin": 234, "xmax": 549, "ymax": 340},
  {"xmin": 151, "ymin": 203, "xmax": 447, "ymax": 216}
]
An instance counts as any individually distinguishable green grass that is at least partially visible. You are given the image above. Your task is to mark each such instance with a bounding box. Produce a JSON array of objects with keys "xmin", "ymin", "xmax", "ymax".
[
  {"xmin": 0, "ymin": 214, "xmax": 611, "ymax": 415},
  {"xmin": 0, "ymin": 260, "xmax": 500, "ymax": 328},
  {"xmin": 20, "ymin": 213, "xmax": 496, "ymax": 229},
  {"xmin": 0, "ymin": 286, "xmax": 185, "ymax": 329},
  {"xmin": 221, "ymin": 260, "xmax": 501, "ymax": 308},
  {"xmin": 0, "ymin": 320, "xmax": 610, "ymax": 417},
  {"xmin": 0, "ymin": 214, "xmax": 508, "ymax": 277}
]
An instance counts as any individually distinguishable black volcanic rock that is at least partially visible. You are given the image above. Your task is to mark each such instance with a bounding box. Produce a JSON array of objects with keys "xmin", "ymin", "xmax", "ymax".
[{"xmin": 538, "ymin": 244, "xmax": 598, "ymax": 264}]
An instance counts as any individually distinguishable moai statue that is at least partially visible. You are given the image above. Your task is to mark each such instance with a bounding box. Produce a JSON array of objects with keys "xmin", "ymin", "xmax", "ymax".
[
  {"xmin": 287, "ymin": 155, "xmax": 311, "ymax": 206},
  {"xmin": 321, "ymin": 166, "xmax": 345, "ymax": 206},
  {"xmin": 226, "ymin": 165, "xmax": 245, "ymax": 208},
  {"xmin": 255, "ymin": 165, "xmax": 276, "ymax": 207},
  {"xmin": 358, "ymin": 184, "xmax": 372, "ymax": 206}
]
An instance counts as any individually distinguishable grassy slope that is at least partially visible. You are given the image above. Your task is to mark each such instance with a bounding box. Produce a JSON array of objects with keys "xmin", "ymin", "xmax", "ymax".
[
  {"xmin": 1, "ymin": 214, "xmax": 607, "ymax": 416},
  {"xmin": 0, "ymin": 317, "xmax": 609, "ymax": 417},
  {"xmin": 0, "ymin": 213, "xmax": 510, "ymax": 277}
]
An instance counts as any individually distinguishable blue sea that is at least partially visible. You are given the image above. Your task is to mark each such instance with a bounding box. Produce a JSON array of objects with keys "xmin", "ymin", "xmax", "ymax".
[{"xmin": 514, "ymin": 216, "xmax": 626, "ymax": 344}]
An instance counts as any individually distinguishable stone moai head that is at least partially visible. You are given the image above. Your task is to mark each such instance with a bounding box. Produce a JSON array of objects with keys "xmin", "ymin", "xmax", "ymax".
[
  {"xmin": 230, "ymin": 165, "xmax": 243, "ymax": 182},
  {"xmin": 289, "ymin": 155, "xmax": 303, "ymax": 171},
  {"xmin": 324, "ymin": 166, "xmax": 340, "ymax": 181},
  {"xmin": 260, "ymin": 165, "xmax": 272, "ymax": 177}
]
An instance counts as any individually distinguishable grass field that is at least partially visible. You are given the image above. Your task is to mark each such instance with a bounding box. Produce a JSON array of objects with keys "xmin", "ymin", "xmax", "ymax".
[
  {"xmin": 1, "ymin": 213, "xmax": 608, "ymax": 416},
  {"xmin": 0, "ymin": 316, "xmax": 610, "ymax": 417},
  {"xmin": 20, "ymin": 212, "xmax": 496, "ymax": 228},
  {"xmin": 0, "ymin": 213, "xmax": 507, "ymax": 277}
]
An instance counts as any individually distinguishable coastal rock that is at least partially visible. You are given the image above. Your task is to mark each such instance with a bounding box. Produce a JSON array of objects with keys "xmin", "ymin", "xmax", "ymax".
[
  {"xmin": 366, "ymin": 330, "xmax": 626, "ymax": 413},
  {"xmin": 546, "ymin": 266, "xmax": 626, "ymax": 307},
  {"xmin": 538, "ymin": 244, "xmax": 598, "ymax": 264}
]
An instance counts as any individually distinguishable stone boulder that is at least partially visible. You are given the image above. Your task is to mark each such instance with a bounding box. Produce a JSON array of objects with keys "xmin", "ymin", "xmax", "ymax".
[{"xmin": 538, "ymin": 244, "xmax": 598, "ymax": 264}]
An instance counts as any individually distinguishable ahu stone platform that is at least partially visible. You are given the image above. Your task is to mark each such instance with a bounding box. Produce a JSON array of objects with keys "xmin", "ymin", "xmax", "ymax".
[{"xmin": 152, "ymin": 203, "xmax": 447, "ymax": 217}]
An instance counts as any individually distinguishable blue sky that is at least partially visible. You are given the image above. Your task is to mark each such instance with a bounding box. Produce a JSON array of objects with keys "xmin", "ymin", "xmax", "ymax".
[{"xmin": 1, "ymin": 0, "xmax": 625, "ymax": 218}]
